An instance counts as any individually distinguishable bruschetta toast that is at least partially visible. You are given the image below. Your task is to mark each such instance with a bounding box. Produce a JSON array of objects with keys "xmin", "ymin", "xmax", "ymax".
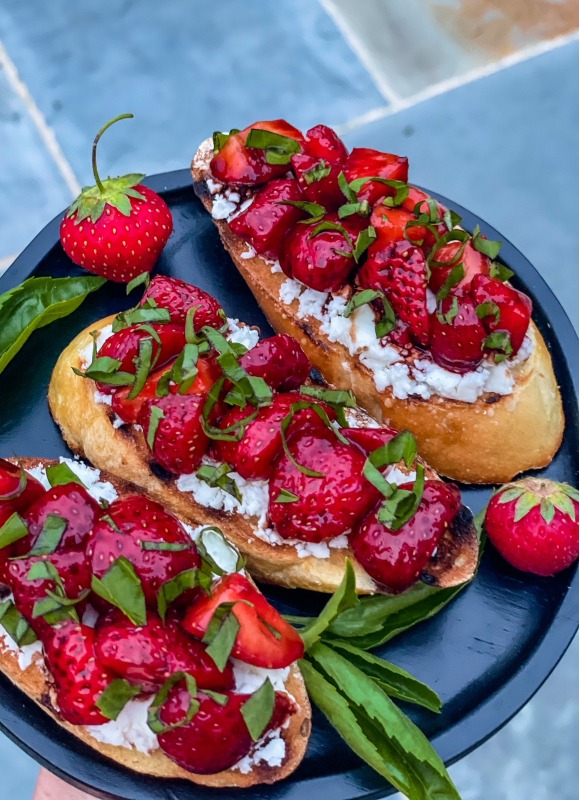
[
  {"xmin": 190, "ymin": 123, "xmax": 564, "ymax": 484},
  {"xmin": 0, "ymin": 456, "xmax": 310, "ymax": 787},
  {"xmin": 48, "ymin": 283, "xmax": 478, "ymax": 596}
]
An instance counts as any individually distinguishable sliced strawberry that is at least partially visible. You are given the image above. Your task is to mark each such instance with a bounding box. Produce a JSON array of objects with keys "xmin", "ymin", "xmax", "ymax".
[
  {"xmin": 138, "ymin": 394, "xmax": 209, "ymax": 475},
  {"xmin": 303, "ymin": 125, "xmax": 348, "ymax": 163},
  {"xmin": 429, "ymin": 295, "xmax": 486, "ymax": 373},
  {"xmin": 340, "ymin": 426, "xmax": 398, "ymax": 454},
  {"xmin": 157, "ymin": 684, "xmax": 294, "ymax": 775},
  {"xmin": 471, "ymin": 274, "xmax": 532, "ymax": 355},
  {"xmin": 370, "ymin": 205, "xmax": 437, "ymax": 251},
  {"xmin": 112, "ymin": 355, "xmax": 220, "ymax": 424},
  {"xmin": 182, "ymin": 573, "xmax": 304, "ymax": 669},
  {"xmin": 268, "ymin": 426, "xmax": 378, "ymax": 542},
  {"xmin": 23, "ymin": 483, "xmax": 102, "ymax": 553},
  {"xmin": 358, "ymin": 240, "xmax": 430, "ymax": 347},
  {"xmin": 141, "ymin": 277, "xmax": 225, "ymax": 329},
  {"xmin": 344, "ymin": 147, "xmax": 409, "ymax": 206},
  {"xmin": 290, "ymin": 154, "xmax": 345, "ymax": 209},
  {"xmin": 351, "ymin": 480, "xmax": 461, "ymax": 593},
  {"xmin": 8, "ymin": 550, "xmax": 92, "ymax": 637},
  {"xmin": 0, "ymin": 504, "xmax": 17, "ymax": 585},
  {"xmin": 88, "ymin": 495, "xmax": 200, "ymax": 607},
  {"xmin": 0, "ymin": 461, "xmax": 46, "ymax": 514},
  {"xmin": 95, "ymin": 609, "xmax": 234, "ymax": 694},
  {"xmin": 210, "ymin": 120, "xmax": 305, "ymax": 186},
  {"xmin": 229, "ymin": 179, "xmax": 305, "ymax": 259},
  {"xmin": 428, "ymin": 240, "xmax": 490, "ymax": 295},
  {"xmin": 43, "ymin": 621, "xmax": 116, "ymax": 725},
  {"xmin": 401, "ymin": 186, "xmax": 446, "ymax": 217},
  {"xmin": 239, "ymin": 335, "xmax": 310, "ymax": 392}
]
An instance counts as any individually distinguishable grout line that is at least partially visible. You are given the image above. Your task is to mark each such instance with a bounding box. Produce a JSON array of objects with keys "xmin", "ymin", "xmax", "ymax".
[
  {"xmin": 319, "ymin": 0, "xmax": 403, "ymax": 106},
  {"xmin": 0, "ymin": 38, "xmax": 81, "ymax": 198},
  {"xmin": 335, "ymin": 29, "xmax": 579, "ymax": 135}
]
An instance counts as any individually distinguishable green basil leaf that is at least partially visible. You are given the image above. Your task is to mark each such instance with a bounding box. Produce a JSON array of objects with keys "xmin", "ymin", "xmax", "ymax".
[
  {"xmin": 113, "ymin": 304, "xmax": 170, "ymax": 332},
  {"xmin": 203, "ymin": 607, "xmax": 241, "ymax": 671},
  {"xmin": 328, "ymin": 640, "xmax": 442, "ymax": 713},
  {"xmin": 277, "ymin": 200, "xmax": 326, "ymax": 218},
  {"xmin": 443, "ymin": 209, "xmax": 462, "ymax": 231},
  {"xmin": 280, "ymin": 401, "xmax": 347, "ymax": 478},
  {"xmin": 489, "ymin": 261, "xmax": 515, "ymax": 282},
  {"xmin": 0, "ymin": 512, "xmax": 29, "ymax": 548},
  {"xmin": 275, "ymin": 488, "xmax": 299, "ymax": 503},
  {"xmin": 338, "ymin": 171, "xmax": 357, "ymax": 203},
  {"xmin": 352, "ymin": 226, "xmax": 377, "ymax": 263},
  {"xmin": 300, "ymin": 559, "xmax": 357, "ymax": 650},
  {"xmin": 146, "ymin": 405, "xmax": 165, "ymax": 449},
  {"xmin": 27, "ymin": 560, "xmax": 61, "ymax": 582},
  {"xmin": 27, "ymin": 514, "xmax": 68, "ymax": 556},
  {"xmin": 303, "ymin": 160, "xmax": 332, "ymax": 184},
  {"xmin": 0, "ymin": 599, "xmax": 38, "ymax": 646},
  {"xmin": 428, "ymin": 229, "xmax": 470, "ymax": 268},
  {"xmin": 241, "ymin": 678, "xmax": 275, "ymax": 741},
  {"xmin": 476, "ymin": 300, "xmax": 501, "ymax": 323},
  {"xmin": 97, "ymin": 678, "xmax": 142, "ymax": 720},
  {"xmin": 245, "ymin": 128, "xmax": 301, "ymax": 165},
  {"xmin": 308, "ymin": 221, "xmax": 353, "ymax": 256},
  {"xmin": 0, "ymin": 467, "xmax": 27, "ymax": 502},
  {"xmin": 91, "ymin": 556, "xmax": 147, "ymax": 625},
  {"xmin": 483, "ymin": 331, "xmax": 513, "ymax": 362},
  {"xmin": 148, "ymin": 672, "xmax": 199, "ymax": 734},
  {"xmin": 343, "ymin": 289, "xmax": 397, "ymax": 338},
  {"xmin": 338, "ymin": 200, "xmax": 370, "ymax": 219},
  {"xmin": 377, "ymin": 463, "xmax": 425, "ymax": 532},
  {"xmin": 436, "ymin": 263, "xmax": 465, "ymax": 302},
  {"xmin": 0, "ymin": 276, "xmax": 106, "ymax": 375},
  {"xmin": 196, "ymin": 525, "xmax": 244, "ymax": 575},
  {"xmin": 195, "ymin": 463, "xmax": 242, "ymax": 502},
  {"xmin": 203, "ymin": 689, "xmax": 229, "ymax": 706},
  {"xmin": 472, "ymin": 230, "xmax": 502, "ymax": 259},
  {"xmin": 298, "ymin": 386, "xmax": 357, "ymax": 409},
  {"xmin": 213, "ymin": 129, "xmax": 240, "ymax": 153},
  {"xmin": 74, "ymin": 356, "xmax": 135, "ymax": 387},
  {"xmin": 126, "ymin": 271, "xmax": 151, "ymax": 294},
  {"xmin": 140, "ymin": 541, "xmax": 191, "ymax": 551},
  {"xmin": 157, "ymin": 568, "xmax": 208, "ymax": 622},
  {"xmin": 127, "ymin": 336, "xmax": 154, "ymax": 400},
  {"xmin": 436, "ymin": 296, "xmax": 459, "ymax": 325},
  {"xmin": 45, "ymin": 462, "xmax": 86, "ymax": 489}
]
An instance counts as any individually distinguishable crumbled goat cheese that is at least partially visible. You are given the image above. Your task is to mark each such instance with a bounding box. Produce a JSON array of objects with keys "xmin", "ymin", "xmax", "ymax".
[
  {"xmin": 0, "ymin": 625, "xmax": 44, "ymax": 671},
  {"xmin": 227, "ymin": 317, "xmax": 260, "ymax": 351},
  {"xmin": 93, "ymin": 390, "xmax": 112, "ymax": 406},
  {"xmin": 28, "ymin": 458, "xmax": 118, "ymax": 505},
  {"xmin": 232, "ymin": 660, "xmax": 290, "ymax": 694},
  {"xmin": 241, "ymin": 245, "xmax": 256, "ymax": 260},
  {"xmin": 86, "ymin": 698, "xmax": 158, "ymax": 753},
  {"xmin": 211, "ymin": 195, "xmax": 238, "ymax": 220},
  {"xmin": 235, "ymin": 729, "xmax": 286, "ymax": 774}
]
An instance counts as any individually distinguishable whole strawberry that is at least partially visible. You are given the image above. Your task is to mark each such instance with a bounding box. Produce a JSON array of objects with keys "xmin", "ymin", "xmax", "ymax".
[
  {"xmin": 485, "ymin": 479, "xmax": 579, "ymax": 576},
  {"xmin": 60, "ymin": 114, "xmax": 173, "ymax": 283}
]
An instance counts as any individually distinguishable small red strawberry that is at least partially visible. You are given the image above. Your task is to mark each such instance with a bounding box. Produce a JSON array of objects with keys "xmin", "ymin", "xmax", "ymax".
[
  {"xmin": 23, "ymin": 483, "xmax": 102, "ymax": 553},
  {"xmin": 43, "ymin": 621, "xmax": 116, "ymax": 725},
  {"xmin": 268, "ymin": 425, "xmax": 378, "ymax": 542},
  {"xmin": 228, "ymin": 178, "xmax": 306, "ymax": 259},
  {"xmin": 303, "ymin": 125, "xmax": 348, "ymax": 163},
  {"xmin": 95, "ymin": 609, "xmax": 234, "ymax": 694},
  {"xmin": 358, "ymin": 240, "xmax": 430, "ymax": 347},
  {"xmin": 471, "ymin": 274, "xmax": 532, "ymax": 356},
  {"xmin": 290, "ymin": 153, "xmax": 345, "ymax": 209},
  {"xmin": 429, "ymin": 295, "xmax": 486, "ymax": 373},
  {"xmin": 138, "ymin": 394, "xmax": 209, "ymax": 475},
  {"xmin": 0, "ymin": 460, "xmax": 46, "ymax": 514},
  {"xmin": 140, "ymin": 277, "xmax": 225, "ymax": 329},
  {"xmin": 156, "ymin": 683, "xmax": 294, "ymax": 774},
  {"xmin": 340, "ymin": 426, "xmax": 398, "ymax": 455},
  {"xmin": 88, "ymin": 495, "xmax": 200, "ymax": 606},
  {"xmin": 0, "ymin": 504, "xmax": 17, "ymax": 584},
  {"xmin": 60, "ymin": 114, "xmax": 173, "ymax": 283},
  {"xmin": 351, "ymin": 480, "xmax": 461, "ymax": 592},
  {"xmin": 401, "ymin": 186, "xmax": 446, "ymax": 218},
  {"xmin": 485, "ymin": 479, "xmax": 579, "ymax": 576},
  {"xmin": 344, "ymin": 147, "xmax": 409, "ymax": 206},
  {"xmin": 239, "ymin": 334, "xmax": 310, "ymax": 392},
  {"xmin": 428, "ymin": 240, "xmax": 490, "ymax": 295},
  {"xmin": 370, "ymin": 205, "xmax": 436, "ymax": 251}
]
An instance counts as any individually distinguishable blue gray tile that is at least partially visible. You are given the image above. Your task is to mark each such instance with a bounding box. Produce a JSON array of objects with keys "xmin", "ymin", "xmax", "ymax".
[
  {"xmin": 0, "ymin": 0, "xmax": 384, "ymax": 185},
  {"xmin": 343, "ymin": 41, "xmax": 579, "ymax": 326},
  {"xmin": 0, "ymin": 65, "xmax": 71, "ymax": 257}
]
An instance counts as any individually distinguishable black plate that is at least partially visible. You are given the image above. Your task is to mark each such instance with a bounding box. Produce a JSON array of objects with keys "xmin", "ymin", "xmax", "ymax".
[{"xmin": 0, "ymin": 170, "xmax": 577, "ymax": 800}]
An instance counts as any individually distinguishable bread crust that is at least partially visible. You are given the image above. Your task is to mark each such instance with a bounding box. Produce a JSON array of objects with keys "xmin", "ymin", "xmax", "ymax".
[
  {"xmin": 191, "ymin": 142, "xmax": 564, "ymax": 484},
  {"xmin": 0, "ymin": 457, "xmax": 311, "ymax": 788},
  {"xmin": 48, "ymin": 318, "xmax": 478, "ymax": 595}
]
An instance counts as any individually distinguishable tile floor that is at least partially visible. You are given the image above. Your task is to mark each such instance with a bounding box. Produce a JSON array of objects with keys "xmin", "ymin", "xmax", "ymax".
[{"xmin": 0, "ymin": 2, "xmax": 577, "ymax": 798}]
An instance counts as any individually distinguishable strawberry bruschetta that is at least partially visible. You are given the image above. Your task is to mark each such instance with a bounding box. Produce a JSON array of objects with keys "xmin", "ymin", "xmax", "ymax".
[
  {"xmin": 190, "ymin": 121, "xmax": 564, "ymax": 484},
  {"xmin": 0, "ymin": 456, "xmax": 310, "ymax": 787},
  {"xmin": 48, "ymin": 277, "xmax": 478, "ymax": 595}
]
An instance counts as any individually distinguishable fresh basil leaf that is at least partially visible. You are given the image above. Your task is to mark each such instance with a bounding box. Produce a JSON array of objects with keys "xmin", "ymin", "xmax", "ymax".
[
  {"xmin": 101, "ymin": 514, "xmax": 122, "ymax": 533},
  {"xmin": 27, "ymin": 560, "xmax": 61, "ymax": 582},
  {"xmin": 489, "ymin": 261, "xmax": 514, "ymax": 282},
  {"xmin": 148, "ymin": 672, "xmax": 199, "ymax": 734},
  {"xmin": 140, "ymin": 541, "xmax": 190, "ymax": 551},
  {"xmin": 476, "ymin": 300, "xmax": 501, "ymax": 323},
  {"xmin": 377, "ymin": 463, "xmax": 425, "ymax": 532},
  {"xmin": 0, "ymin": 276, "xmax": 106, "ymax": 375},
  {"xmin": 300, "ymin": 559, "xmax": 358, "ymax": 650},
  {"xmin": 146, "ymin": 405, "xmax": 165, "ymax": 449},
  {"xmin": 277, "ymin": 200, "xmax": 326, "ymax": 218},
  {"xmin": 328, "ymin": 640, "xmax": 442, "ymax": 713},
  {"xmin": 0, "ymin": 512, "xmax": 29, "ymax": 548},
  {"xmin": 303, "ymin": 160, "xmax": 332, "ymax": 184},
  {"xmin": 241, "ymin": 678, "xmax": 275, "ymax": 741},
  {"xmin": 280, "ymin": 401, "xmax": 349, "ymax": 478},
  {"xmin": 275, "ymin": 488, "xmax": 299, "ymax": 503},
  {"xmin": 27, "ymin": 514, "xmax": 68, "ymax": 556},
  {"xmin": 443, "ymin": 209, "xmax": 462, "ymax": 231},
  {"xmin": 45, "ymin": 462, "xmax": 86, "ymax": 489},
  {"xmin": 338, "ymin": 171, "xmax": 357, "ymax": 203},
  {"xmin": 157, "ymin": 568, "xmax": 208, "ymax": 622},
  {"xmin": 0, "ymin": 599, "xmax": 38, "ymax": 646},
  {"xmin": 298, "ymin": 385, "xmax": 357, "ymax": 409},
  {"xmin": 213, "ymin": 129, "xmax": 240, "ymax": 153},
  {"xmin": 482, "ymin": 331, "xmax": 513, "ymax": 362},
  {"xmin": 245, "ymin": 128, "xmax": 301, "ymax": 165},
  {"xmin": 308, "ymin": 220, "xmax": 353, "ymax": 253},
  {"xmin": 91, "ymin": 556, "xmax": 147, "ymax": 625},
  {"xmin": 428, "ymin": 229, "xmax": 470, "ymax": 268},
  {"xmin": 338, "ymin": 200, "xmax": 370, "ymax": 219},
  {"xmin": 113, "ymin": 304, "xmax": 170, "ymax": 332},
  {"xmin": 97, "ymin": 678, "xmax": 142, "ymax": 720},
  {"xmin": 196, "ymin": 525, "xmax": 244, "ymax": 575},
  {"xmin": 126, "ymin": 271, "xmax": 151, "ymax": 294},
  {"xmin": 436, "ymin": 263, "xmax": 465, "ymax": 302},
  {"xmin": 74, "ymin": 356, "xmax": 135, "ymax": 387},
  {"xmin": 352, "ymin": 226, "xmax": 377, "ymax": 263},
  {"xmin": 343, "ymin": 289, "xmax": 397, "ymax": 338},
  {"xmin": 127, "ymin": 336, "xmax": 154, "ymax": 400},
  {"xmin": 436, "ymin": 296, "xmax": 459, "ymax": 325},
  {"xmin": 203, "ymin": 606, "xmax": 241, "ymax": 671},
  {"xmin": 203, "ymin": 689, "xmax": 229, "ymax": 706},
  {"xmin": 472, "ymin": 230, "xmax": 502, "ymax": 259},
  {"xmin": 195, "ymin": 463, "xmax": 242, "ymax": 502}
]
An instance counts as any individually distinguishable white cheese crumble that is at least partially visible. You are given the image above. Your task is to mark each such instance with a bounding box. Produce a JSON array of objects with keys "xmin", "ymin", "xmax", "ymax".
[
  {"xmin": 27, "ymin": 458, "xmax": 118, "ymax": 505},
  {"xmin": 0, "ymin": 623, "xmax": 44, "ymax": 671},
  {"xmin": 235, "ymin": 729, "xmax": 286, "ymax": 774},
  {"xmin": 232, "ymin": 660, "xmax": 290, "ymax": 694},
  {"xmin": 241, "ymin": 245, "xmax": 256, "ymax": 260},
  {"xmin": 86, "ymin": 697, "xmax": 158, "ymax": 753}
]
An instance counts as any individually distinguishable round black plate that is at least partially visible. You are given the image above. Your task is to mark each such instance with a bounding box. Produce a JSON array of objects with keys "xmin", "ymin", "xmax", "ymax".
[{"xmin": 0, "ymin": 170, "xmax": 577, "ymax": 800}]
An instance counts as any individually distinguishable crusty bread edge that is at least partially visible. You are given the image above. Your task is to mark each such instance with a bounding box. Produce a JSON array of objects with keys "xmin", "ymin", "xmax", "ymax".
[
  {"xmin": 0, "ymin": 457, "xmax": 311, "ymax": 788},
  {"xmin": 191, "ymin": 141, "xmax": 565, "ymax": 484}
]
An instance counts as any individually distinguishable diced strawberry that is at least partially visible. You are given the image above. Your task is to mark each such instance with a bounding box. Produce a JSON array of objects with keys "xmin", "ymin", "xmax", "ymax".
[
  {"xmin": 138, "ymin": 394, "xmax": 209, "ymax": 475},
  {"xmin": 344, "ymin": 147, "xmax": 409, "ymax": 206},
  {"xmin": 96, "ymin": 323, "xmax": 187, "ymax": 394},
  {"xmin": 157, "ymin": 684, "xmax": 294, "ymax": 774},
  {"xmin": 182, "ymin": 573, "xmax": 304, "ymax": 669},
  {"xmin": 303, "ymin": 125, "xmax": 348, "ymax": 163},
  {"xmin": 0, "ymin": 504, "xmax": 17, "ymax": 585},
  {"xmin": 239, "ymin": 334, "xmax": 310, "ymax": 392},
  {"xmin": 112, "ymin": 355, "xmax": 220, "ymax": 424},
  {"xmin": 370, "ymin": 205, "xmax": 437, "ymax": 251},
  {"xmin": 43, "ymin": 621, "xmax": 116, "ymax": 725},
  {"xmin": 290, "ymin": 153, "xmax": 345, "ymax": 209},
  {"xmin": 95, "ymin": 609, "xmax": 234, "ymax": 694},
  {"xmin": 358, "ymin": 240, "xmax": 430, "ymax": 347},
  {"xmin": 401, "ymin": 186, "xmax": 445, "ymax": 216},
  {"xmin": 429, "ymin": 295, "xmax": 486, "ymax": 373},
  {"xmin": 140, "ymin": 277, "xmax": 225, "ymax": 329},
  {"xmin": 428, "ymin": 240, "xmax": 490, "ymax": 295},
  {"xmin": 351, "ymin": 481, "xmax": 461, "ymax": 593},
  {"xmin": 0, "ymin": 460, "xmax": 46, "ymax": 514},
  {"xmin": 471, "ymin": 274, "xmax": 532, "ymax": 355},
  {"xmin": 229, "ymin": 179, "xmax": 305, "ymax": 259},
  {"xmin": 210, "ymin": 120, "xmax": 305, "ymax": 186},
  {"xmin": 8, "ymin": 550, "xmax": 92, "ymax": 637},
  {"xmin": 87, "ymin": 495, "xmax": 200, "ymax": 607},
  {"xmin": 23, "ymin": 483, "xmax": 102, "ymax": 553},
  {"xmin": 340, "ymin": 426, "xmax": 398, "ymax": 454},
  {"xmin": 268, "ymin": 426, "xmax": 378, "ymax": 542}
]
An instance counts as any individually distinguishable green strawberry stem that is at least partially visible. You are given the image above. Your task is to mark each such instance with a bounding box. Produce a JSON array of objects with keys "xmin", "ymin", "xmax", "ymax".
[{"xmin": 92, "ymin": 113, "xmax": 134, "ymax": 193}]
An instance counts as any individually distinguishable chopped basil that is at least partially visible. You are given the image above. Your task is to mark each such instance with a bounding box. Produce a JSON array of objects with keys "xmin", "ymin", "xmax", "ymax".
[
  {"xmin": 428, "ymin": 229, "xmax": 470, "ymax": 268},
  {"xmin": 483, "ymin": 331, "xmax": 513, "ymax": 362},
  {"xmin": 338, "ymin": 200, "xmax": 370, "ymax": 219},
  {"xmin": 141, "ymin": 541, "xmax": 190, "ymax": 551},
  {"xmin": 436, "ymin": 263, "xmax": 465, "ymax": 302},
  {"xmin": 308, "ymin": 221, "xmax": 354, "ymax": 258},
  {"xmin": 97, "ymin": 679, "xmax": 142, "ymax": 720},
  {"xmin": 203, "ymin": 689, "xmax": 229, "ymax": 706},
  {"xmin": 27, "ymin": 514, "xmax": 68, "ymax": 556},
  {"xmin": 27, "ymin": 560, "xmax": 60, "ymax": 582},
  {"xmin": 196, "ymin": 463, "xmax": 242, "ymax": 502},
  {"xmin": 303, "ymin": 160, "xmax": 332, "ymax": 184},
  {"xmin": 73, "ymin": 357, "xmax": 135, "ymax": 387},
  {"xmin": 146, "ymin": 405, "xmax": 165, "ymax": 449},
  {"xmin": 348, "ymin": 176, "xmax": 409, "ymax": 204},
  {"xmin": 377, "ymin": 463, "xmax": 425, "ymax": 531},
  {"xmin": 127, "ymin": 336, "xmax": 154, "ymax": 400},
  {"xmin": 299, "ymin": 385, "xmax": 356, "ymax": 408},
  {"xmin": 45, "ymin": 462, "xmax": 86, "ymax": 489},
  {"xmin": 112, "ymin": 302, "xmax": 170, "ymax": 332},
  {"xmin": 148, "ymin": 672, "xmax": 199, "ymax": 734},
  {"xmin": 196, "ymin": 526, "xmax": 245, "ymax": 576},
  {"xmin": 476, "ymin": 300, "xmax": 501, "ymax": 323},
  {"xmin": 157, "ymin": 568, "xmax": 209, "ymax": 621},
  {"xmin": 0, "ymin": 600, "xmax": 37, "ymax": 646},
  {"xmin": 280, "ymin": 401, "xmax": 349, "ymax": 478},
  {"xmin": 0, "ymin": 467, "xmax": 27, "ymax": 502},
  {"xmin": 275, "ymin": 489, "xmax": 299, "ymax": 503},
  {"xmin": 101, "ymin": 514, "xmax": 122, "ymax": 533},
  {"xmin": 352, "ymin": 226, "xmax": 377, "ymax": 263},
  {"xmin": 443, "ymin": 209, "xmax": 462, "ymax": 231},
  {"xmin": 203, "ymin": 604, "xmax": 241, "ymax": 671},
  {"xmin": 91, "ymin": 556, "xmax": 147, "ymax": 626},
  {"xmin": 436, "ymin": 296, "xmax": 459, "ymax": 325},
  {"xmin": 126, "ymin": 271, "xmax": 151, "ymax": 294},
  {"xmin": 472, "ymin": 225, "xmax": 502, "ymax": 259},
  {"xmin": 343, "ymin": 289, "xmax": 397, "ymax": 339},
  {"xmin": 244, "ymin": 128, "xmax": 301, "ymax": 165},
  {"xmin": 0, "ymin": 512, "xmax": 29, "ymax": 549},
  {"xmin": 277, "ymin": 200, "xmax": 326, "ymax": 220},
  {"xmin": 489, "ymin": 261, "xmax": 515, "ymax": 282},
  {"xmin": 212, "ymin": 129, "xmax": 240, "ymax": 153},
  {"xmin": 241, "ymin": 678, "xmax": 275, "ymax": 741}
]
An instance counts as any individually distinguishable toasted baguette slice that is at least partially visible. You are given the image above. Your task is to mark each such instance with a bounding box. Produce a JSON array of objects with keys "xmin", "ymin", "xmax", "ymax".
[
  {"xmin": 191, "ymin": 139, "xmax": 565, "ymax": 484},
  {"xmin": 0, "ymin": 457, "xmax": 310, "ymax": 788},
  {"xmin": 48, "ymin": 317, "xmax": 478, "ymax": 595}
]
